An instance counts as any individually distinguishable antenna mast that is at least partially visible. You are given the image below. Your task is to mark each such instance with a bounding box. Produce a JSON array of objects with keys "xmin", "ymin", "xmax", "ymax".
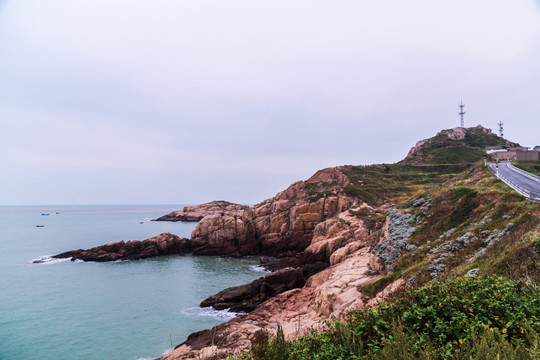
[
  {"xmin": 458, "ymin": 100, "xmax": 466, "ymax": 127},
  {"xmin": 498, "ymin": 121, "xmax": 504, "ymax": 137}
]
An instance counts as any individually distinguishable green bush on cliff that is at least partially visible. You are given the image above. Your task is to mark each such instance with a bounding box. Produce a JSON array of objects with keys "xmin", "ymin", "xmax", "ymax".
[{"xmin": 236, "ymin": 276, "xmax": 540, "ymax": 360}]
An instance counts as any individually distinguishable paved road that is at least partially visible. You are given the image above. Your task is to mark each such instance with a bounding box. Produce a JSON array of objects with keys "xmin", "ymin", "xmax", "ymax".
[{"xmin": 489, "ymin": 161, "xmax": 540, "ymax": 199}]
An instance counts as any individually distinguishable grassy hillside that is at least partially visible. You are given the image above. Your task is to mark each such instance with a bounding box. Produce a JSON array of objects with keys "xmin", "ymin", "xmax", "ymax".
[{"xmin": 402, "ymin": 127, "xmax": 511, "ymax": 165}]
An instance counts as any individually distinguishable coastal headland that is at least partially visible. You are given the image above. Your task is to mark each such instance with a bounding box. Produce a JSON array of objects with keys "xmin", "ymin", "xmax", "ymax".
[{"xmin": 53, "ymin": 125, "xmax": 540, "ymax": 360}]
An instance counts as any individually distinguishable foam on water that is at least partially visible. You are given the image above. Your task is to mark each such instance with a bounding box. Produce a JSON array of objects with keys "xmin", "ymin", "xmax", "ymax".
[
  {"xmin": 249, "ymin": 264, "xmax": 272, "ymax": 273},
  {"xmin": 180, "ymin": 306, "xmax": 244, "ymax": 321},
  {"xmin": 29, "ymin": 255, "xmax": 72, "ymax": 265}
]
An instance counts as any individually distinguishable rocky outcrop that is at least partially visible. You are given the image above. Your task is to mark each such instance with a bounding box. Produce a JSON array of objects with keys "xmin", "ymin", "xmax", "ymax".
[
  {"xmin": 304, "ymin": 205, "xmax": 375, "ymax": 263},
  {"xmin": 190, "ymin": 210, "xmax": 258, "ymax": 256},
  {"xmin": 407, "ymin": 138, "xmax": 429, "ymax": 157},
  {"xmin": 371, "ymin": 209, "xmax": 416, "ymax": 269},
  {"xmin": 440, "ymin": 125, "xmax": 491, "ymax": 141},
  {"xmin": 200, "ymin": 267, "xmax": 305, "ymax": 312},
  {"xmin": 190, "ymin": 168, "xmax": 358, "ymax": 257},
  {"xmin": 444, "ymin": 127, "xmax": 467, "ymax": 140},
  {"xmin": 53, "ymin": 232, "xmax": 190, "ymax": 262},
  {"xmin": 154, "ymin": 201, "xmax": 249, "ymax": 222}
]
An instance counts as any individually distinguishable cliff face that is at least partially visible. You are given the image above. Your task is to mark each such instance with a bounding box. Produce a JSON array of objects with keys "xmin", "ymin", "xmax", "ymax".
[
  {"xmin": 157, "ymin": 126, "xmax": 540, "ymax": 360},
  {"xmin": 160, "ymin": 204, "xmax": 413, "ymax": 360},
  {"xmin": 190, "ymin": 168, "xmax": 358, "ymax": 257}
]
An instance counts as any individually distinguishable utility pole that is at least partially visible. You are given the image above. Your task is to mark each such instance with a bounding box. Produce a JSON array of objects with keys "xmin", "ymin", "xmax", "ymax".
[
  {"xmin": 458, "ymin": 100, "xmax": 465, "ymax": 127},
  {"xmin": 498, "ymin": 121, "xmax": 504, "ymax": 137}
]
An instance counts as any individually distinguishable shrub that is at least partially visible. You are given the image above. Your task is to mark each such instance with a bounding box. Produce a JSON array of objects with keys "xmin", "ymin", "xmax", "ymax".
[{"xmin": 238, "ymin": 276, "xmax": 540, "ymax": 360}]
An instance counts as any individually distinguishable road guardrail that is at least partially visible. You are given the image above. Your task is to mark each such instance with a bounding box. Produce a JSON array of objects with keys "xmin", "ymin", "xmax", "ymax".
[
  {"xmin": 489, "ymin": 164, "xmax": 540, "ymax": 202},
  {"xmin": 508, "ymin": 162, "xmax": 540, "ymax": 184}
]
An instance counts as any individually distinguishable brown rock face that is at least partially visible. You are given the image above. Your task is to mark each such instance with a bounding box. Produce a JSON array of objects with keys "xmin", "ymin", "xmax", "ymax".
[
  {"xmin": 154, "ymin": 201, "xmax": 249, "ymax": 222},
  {"xmin": 190, "ymin": 210, "xmax": 258, "ymax": 256},
  {"xmin": 53, "ymin": 232, "xmax": 190, "ymax": 262},
  {"xmin": 191, "ymin": 168, "xmax": 358, "ymax": 257},
  {"xmin": 200, "ymin": 267, "xmax": 305, "ymax": 312}
]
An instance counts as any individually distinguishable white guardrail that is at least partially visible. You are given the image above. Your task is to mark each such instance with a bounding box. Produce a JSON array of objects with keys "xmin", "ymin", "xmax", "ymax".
[
  {"xmin": 489, "ymin": 165, "xmax": 540, "ymax": 202},
  {"xmin": 508, "ymin": 162, "xmax": 540, "ymax": 184}
]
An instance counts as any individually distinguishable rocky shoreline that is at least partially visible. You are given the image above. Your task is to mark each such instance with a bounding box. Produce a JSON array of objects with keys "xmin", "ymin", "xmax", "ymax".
[
  {"xmin": 52, "ymin": 232, "xmax": 190, "ymax": 262},
  {"xmin": 153, "ymin": 168, "xmax": 407, "ymax": 359}
]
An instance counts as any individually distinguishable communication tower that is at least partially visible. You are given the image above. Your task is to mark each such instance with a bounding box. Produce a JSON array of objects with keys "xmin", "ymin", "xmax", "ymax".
[
  {"xmin": 458, "ymin": 100, "xmax": 466, "ymax": 127},
  {"xmin": 498, "ymin": 121, "xmax": 504, "ymax": 137}
]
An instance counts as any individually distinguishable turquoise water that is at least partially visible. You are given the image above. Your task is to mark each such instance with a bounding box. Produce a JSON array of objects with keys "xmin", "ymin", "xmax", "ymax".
[{"xmin": 0, "ymin": 206, "xmax": 265, "ymax": 360}]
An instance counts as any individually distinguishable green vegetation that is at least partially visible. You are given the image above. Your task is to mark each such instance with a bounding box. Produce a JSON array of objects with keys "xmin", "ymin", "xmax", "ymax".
[
  {"xmin": 338, "ymin": 163, "xmax": 470, "ymax": 206},
  {"xmin": 235, "ymin": 277, "xmax": 539, "ymax": 360},
  {"xmin": 513, "ymin": 160, "xmax": 540, "ymax": 176}
]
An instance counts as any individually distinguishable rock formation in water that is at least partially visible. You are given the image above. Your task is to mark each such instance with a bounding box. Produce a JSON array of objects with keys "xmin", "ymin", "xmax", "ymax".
[
  {"xmin": 154, "ymin": 201, "xmax": 249, "ymax": 222},
  {"xmin": 200, "ymin": 267, "xmax": 305, "ymax": 312},
  {"xmin": 53, "ymin": 232, "xmax": 190, "ymax": 262}
]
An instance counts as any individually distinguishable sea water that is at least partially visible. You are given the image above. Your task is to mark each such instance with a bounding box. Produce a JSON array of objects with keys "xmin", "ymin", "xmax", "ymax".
[{"xmin": 0, "ymin": 205, "xmax": 265, "ymax": 360}]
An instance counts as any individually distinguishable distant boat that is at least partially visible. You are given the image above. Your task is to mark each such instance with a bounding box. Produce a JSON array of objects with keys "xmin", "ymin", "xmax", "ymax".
[
  {"xmin": 41, "ymin": 213, "xmax": 50, "ymax": 216},
  {"xmin": 36, "ymin": 225, "xmax": 45, "ymax": 228},
  {"xmin": 56, "ymin": 212, "xmax": 60, "ymax": 214},
  {"xmin": 139, "ymin": 221, "xmax": 144, "ymax": 224}
]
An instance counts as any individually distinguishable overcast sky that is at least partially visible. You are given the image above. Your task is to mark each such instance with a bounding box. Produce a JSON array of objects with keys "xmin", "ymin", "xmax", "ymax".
[{"xmin": 1, "ymin": 1, "xmax": 539, "ymax": 205}]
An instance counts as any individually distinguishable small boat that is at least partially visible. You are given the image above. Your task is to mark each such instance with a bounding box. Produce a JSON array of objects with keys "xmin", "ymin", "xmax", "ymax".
[
  {"xmin": 36, "ymin": 225, "xmax": 45, "ymax": 228},
  {"xmin": 139, "ymin": 221, "xmax": 144, "ymax": 224},
  {"xmin": 41, "ymin": 213, "xmax": 50, "ymax": 216}
]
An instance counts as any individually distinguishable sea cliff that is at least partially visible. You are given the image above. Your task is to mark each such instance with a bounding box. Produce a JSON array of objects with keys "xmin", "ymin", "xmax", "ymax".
[{"xmin": 156, "ymin": 125, "xmax": 539, "ymax": 359}]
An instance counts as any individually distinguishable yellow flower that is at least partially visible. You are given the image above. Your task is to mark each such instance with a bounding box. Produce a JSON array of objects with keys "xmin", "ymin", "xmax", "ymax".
[
  {"xmin": 459, "ymin": 339, "xmax": 463, "ymax": 345},
  {"xmin": 502, "ymin": 328, "xmax": 507, "ymax": 334},
  {"xmin": 425, "ymin": 323, "xmax": 429, "ymax": 327}
]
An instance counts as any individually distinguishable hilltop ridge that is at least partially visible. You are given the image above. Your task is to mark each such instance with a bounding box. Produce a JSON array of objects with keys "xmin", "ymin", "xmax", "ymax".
[{"xmin": 403, "ymin": 125, "xmax": 514, "ymax": 164}]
